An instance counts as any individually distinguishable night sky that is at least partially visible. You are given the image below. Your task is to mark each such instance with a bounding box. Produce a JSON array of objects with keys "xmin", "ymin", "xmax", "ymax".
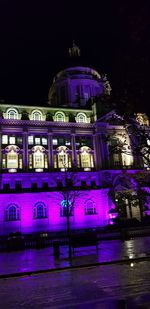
[{"xmin": 0, "ymin": 1, "xmax": 149, "ymax": 113}]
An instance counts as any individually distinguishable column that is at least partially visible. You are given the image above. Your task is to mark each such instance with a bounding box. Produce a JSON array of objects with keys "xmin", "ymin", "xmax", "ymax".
[
  {"xmin": 48, "ymin": 132, "xmax": 53, "ymax": 169},
  {"xmin": 93, "ymin": 134, "xmax": 101, "ymax": 170},
  {"xmin": 99, "ymin": 133, "xmax": 109, "ymax": 169},
  {"xmin": 23, "ymin": 130, "xmax": 28, "ymax": 171},
  {"xmin": 71, "ymin": 134, "xmax": 77, "ymax": 168}
]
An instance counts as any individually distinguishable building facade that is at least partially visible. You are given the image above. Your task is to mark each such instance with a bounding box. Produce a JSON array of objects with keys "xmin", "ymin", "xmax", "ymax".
[{"xmin": 0, "ymin": 47, "xmax": 149, "ymax": 235}]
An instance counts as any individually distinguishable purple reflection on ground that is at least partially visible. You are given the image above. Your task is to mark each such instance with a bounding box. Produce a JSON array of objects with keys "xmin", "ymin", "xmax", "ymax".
[{"xmin": 1, "ymin": 237, "xmax": 150, "ymax": 275}]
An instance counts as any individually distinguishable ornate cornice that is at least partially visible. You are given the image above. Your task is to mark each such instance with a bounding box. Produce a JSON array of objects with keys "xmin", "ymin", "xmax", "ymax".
[{"xmin": 0, "ymin": 118, "xmax": 94, "ymax": 129}]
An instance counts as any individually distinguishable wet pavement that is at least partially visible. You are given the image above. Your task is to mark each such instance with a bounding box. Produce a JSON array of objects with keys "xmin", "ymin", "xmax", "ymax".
[
  {"xmin": 1, "ymin": 236, "xmax": 150, "ymax": 276},
  {"xmin": 1, "ymin": 260, "xmax": 150, "ymax": 308}
]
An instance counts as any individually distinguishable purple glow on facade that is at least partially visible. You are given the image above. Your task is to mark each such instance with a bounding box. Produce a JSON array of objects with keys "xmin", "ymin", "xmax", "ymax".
[
  {"xmin": 0, "ymin": 59, "xmax": 149, "ymax": 236},
  {"xmin": 0, "ymin": 188, "xmax": 110, "ymax": 234},
  {"xmin": 0, "ymin": 168, "xmax": 148, "ymax": 235}
]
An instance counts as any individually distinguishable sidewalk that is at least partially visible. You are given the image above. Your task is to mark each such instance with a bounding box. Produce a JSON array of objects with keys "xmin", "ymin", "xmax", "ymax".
[
  {"xmin": 1, "ymin": 259, "xmax": 150, "ymax": 308},
  {"xmin": 1, "ymin": 237, "xmax": 150, "ymax": 277}
]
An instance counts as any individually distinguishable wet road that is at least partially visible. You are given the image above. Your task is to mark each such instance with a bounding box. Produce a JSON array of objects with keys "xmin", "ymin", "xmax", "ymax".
[
  {"xmin": 1, "ymin": 236, "xmax": 150, "ymax": 275},
  {"xmin": 1, "ymin": 260, "xmax": 150, "ymax": 308}
]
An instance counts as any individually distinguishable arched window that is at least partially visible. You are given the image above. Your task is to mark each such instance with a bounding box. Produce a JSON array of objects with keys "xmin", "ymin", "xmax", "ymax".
[
  {"xmin": 6, "ymin": 108, "xmax": 19, "ymax": 120},
  {"xmin": 54, "ymin": 112, "xmax": 65, "ymax": 122},
  {"xmin": 60, "ymin": 200, "xmax": 73, "ymax": 217},
  {"xmin": 29, "ymin": 146, "xmax": 48, "ymax": 170},
  {"xmin": 54, "ymin": 146, "xmax": 71, "ymax": 169},
  {"xmin": 3, "ymin": 145, "xmax": 21, "ymax": 170},
  {"xmin": 7, "ymin": 151, "xmax": 18, "ymax": 168},
  {"xmin": 77, "ymin": 146, "xmax": 94, "ymax": 169},
  {"xmin": 31, "ymin": 110, "xmax": 43, "ymax": 121},
  {"xmin": 76, "ymin": 113, "xmax": 87, "ymax": 123},
  {"xmin": 6, "ymin": 204, "xmax": 20, "ymax": 221},
  {"xmin": 85, "ymin": 199, "xmax": 96, "ymax": 215},
  {"xmin": 33, "ymin": 202, "xmax": 47, "ymax": 219},
  {"xmin": 108, "ymin": 136, "xmax": 133, "ymax": 167},
  {"xmin": 108, "ymin": 138, "xmax": 122, "ymax": 167}
]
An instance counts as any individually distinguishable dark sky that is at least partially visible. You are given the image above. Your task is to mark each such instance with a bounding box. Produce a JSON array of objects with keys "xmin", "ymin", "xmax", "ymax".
[{"xmin": 0, "ymin": 1, "xmax": 149, "ymax": 113}]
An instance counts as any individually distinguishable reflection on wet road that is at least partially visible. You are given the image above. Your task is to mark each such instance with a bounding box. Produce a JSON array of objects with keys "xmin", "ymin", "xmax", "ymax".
[
  {"xmin": 1, "ymin": 236, "xmax": 150, "ymax": 275},
  {"xmin": 1, "ymin": 260, "xmax": 150, "ymax": 308}
]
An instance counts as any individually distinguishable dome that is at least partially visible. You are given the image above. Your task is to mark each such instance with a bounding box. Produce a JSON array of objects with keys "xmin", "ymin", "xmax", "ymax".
[
  {"xmin": 48, "ymin": 42, "xmax": 111, "ymax": 107},
  {"xmin": 53, "ymin": 66, "xmax": 101, "ymax": 81},
  {"xmin": 48, "ymin": 66, "xmax": 111, "ymax": 108}
]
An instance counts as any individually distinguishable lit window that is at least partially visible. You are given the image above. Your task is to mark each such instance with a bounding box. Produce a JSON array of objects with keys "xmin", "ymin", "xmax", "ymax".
[
  {"xmin": 54, "ymin": 112, "xmax": 65, "ymax": 122},
  {"xmin": 52, "ymin": 139, "xmax": 58, "ymax": 145},
  {"xmin": 34, "ymin": 152, "xmax": 44, "ymax": 168},
  {"xmin": 5, "ymin": 145, "xmax": 19, "ymax": 169},
  {"xmin": 2, "ymin": 155, "xmax": 6, "ymax": 168},
  {"xmin": 30, "ymin": 110, "xmax": 43, "ymax": 121},
  {"xmin": 28, "ymin": 136, "xmax": 34, "ymax": 145},
  {"xmin": 17, "ymin": 137, "xmax": 23, "ymax": 144},
  {"xmin": 7, "ymin": 152, "xmax": 18, "ymax": 168},
  {"xmin": 29, "ymin": 154, "xmax": 32, "ymax": 169},
  {"xmin": 32, "ymin": 145, "xmax": 47, "ymax": 169},
  {"xmin": 65, "ymin": 140, "xmax": 71, "ymax": 146},
  {"xmin": 2, "ymin": 135, "xmax": 8, "ymax": 144},
  {"xmin": 9, "ymin": 137, "xmax": 15, "ymax": 144},
  {"xmin": 33, "ymin": 202, "xmax": 47, "ymax": 219},
  {"xmin": 7, "ymin": 109, "xmax": 18, "ymax": 120},
  {"xmin": 19, "ymin": 155, "xmax": 23, "ymax": 169},
  {"xmin": 29, "ymin": 146, "xmax": 47, "ymax": 169},
  {"xmin": 6, "ymin": 204, "xmax": 20, "ymax": 221},
  {"xmin": 32, "ymin": 111, "xmax": 42, "ymax": 121},
  {"xmin": 35, "ymin": 138, "xmax": 40, "ymax": 145},
  {"xmin": 77, "ymin": 146, "xmax": 94, "ymax": 169},
  {"xmin": 54, "ymin": 146, "xmax": 71, "ymax": 169},
  {"xmin": 76, "ymin": 113, "xmax": 87, "ymax": 123},
  {"xmin": 42, "ymin": 138, "xmax": 47, "ymax": 145},
  {"xmin": 44, "ymin": 155, "xmax": 48, "ymax": 169}
]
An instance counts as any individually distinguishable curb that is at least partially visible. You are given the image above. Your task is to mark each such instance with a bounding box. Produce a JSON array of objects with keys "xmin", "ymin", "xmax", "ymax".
[{"xmin": 1, "ymin": 255, "xmax": 150, "ymax": 279}]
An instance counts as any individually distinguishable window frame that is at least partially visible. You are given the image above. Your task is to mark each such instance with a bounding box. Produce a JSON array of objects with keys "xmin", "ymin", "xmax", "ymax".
[
  {"xmin": 54, "ymin": 146, "xmax": 72, "ymax": 169},
  {"xmin": 76, "ymin": 113, "xmax": 87, "ymax": 123},
  {"xmin": 84, "ymin": 199, "xmax": 97, "ymax": 215},
  {"xmin": 31, "ymin": 110, "xmax": 43, "ymax": 121},
  {"xmin": 77, "ymin": 146, "xmax": 94, "ymax": 169},
  {"xmin": 6, "ymin": 203, "xmax": 20, "ymax": 221},
  {"xmin": 2, "ymin": 135, "xmax": 8, "ymax": 144},
  {"xmin": 6, "ymin": 108, "xmax": 19, "ymax": 120},
  {"xmin": 33, "ymin": 202, "xmax": 47, "ymax": 219},
  {"xmin": 29, "ymin": 145, "xmax": 48, "ymax": 170},
  {"xmin": 60, "ymin": 200, "xmax": 73, "ymax": 217},
  {"xmin": 54, "ymin": 112, "xmax": 65, "ymax": 122}
]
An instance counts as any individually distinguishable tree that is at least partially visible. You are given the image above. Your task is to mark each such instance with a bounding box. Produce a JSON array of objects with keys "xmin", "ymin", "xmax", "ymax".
[
  {"xmin": 55, "ymin": 169, "xmax": 86, "ymax": 260},
  {"xmin": 125, "ymin": 119, "xmax": 150, "ymax": 168},
  {"xmin": 108, "ymin": 171, "xmax": 150, "ymax": 222},
  {"xmin": 105, "ymin": 111, "xmax": 150, "ymax": 168}
]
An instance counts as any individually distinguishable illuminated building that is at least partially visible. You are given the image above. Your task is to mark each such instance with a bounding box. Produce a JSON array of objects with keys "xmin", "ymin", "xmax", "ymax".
[{"xmin": 0, "ymin": 43, "xmax": 149, "ymax": 235}]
